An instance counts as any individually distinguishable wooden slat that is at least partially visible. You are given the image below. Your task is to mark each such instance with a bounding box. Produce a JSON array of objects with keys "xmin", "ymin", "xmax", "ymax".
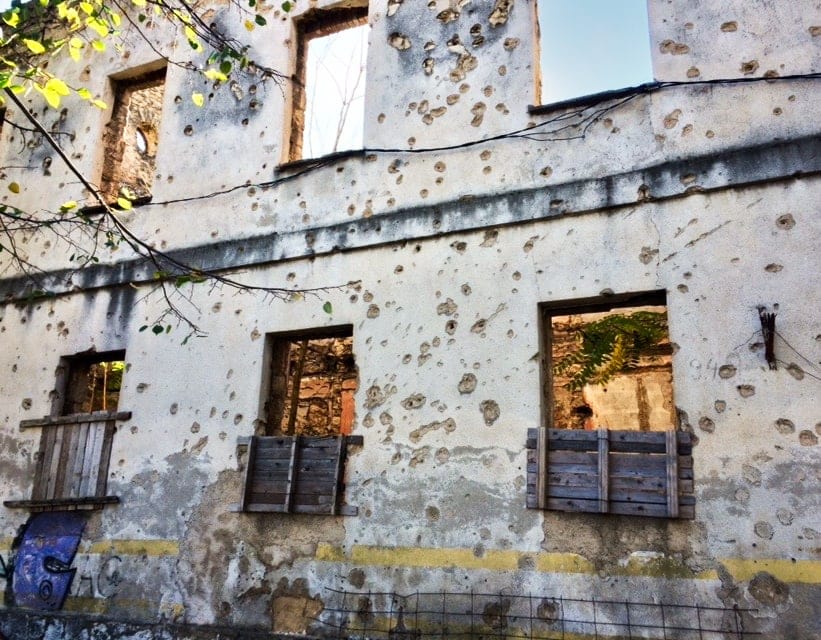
[
  {"xmin": 546, "ymin": 497, "xmax": 695, "ymax": 519},
  {"xmin": 44, "ymin": 422, "xmax": 66, "ymax": 499},
  {"xmin": 82, "ymin": 420, "xmax": 107, "ymax": 497},
  {"xmin": 69, "ymin": 421, "xmax": 91, "ymax": 498},
  {"xmin": 240, "ymin": 436, "xmax": 258, "ymax": 511},
  {"xmin": 537, "ymin": 427, "xmax": 547, "ymax": 509},
  {"xmin": 328, "ymin": 436, "xmax": 345, "ymax": 515},
  {"xmin": 4, "ymin": 496, "xmax": 120, "ymax": 509},
  {"xmin": 52, "ymin": 423, "xmax": 77, "ymax": 500},
  {"xmin": 31, "ymin": 428, "xmax": 55, "ymax": 500},
  {"xmin": 597, "ymin": 429, "xmax": 609, "ymax": 513},
  {"xmin": 666, "ymin": 429, "xmax": 679, "ymax": 518},
  {"xmin": 283, "ymin": 437, "xmax": 299, "ymax": 513},
  {"xmin": 20, "ymin": 411, "xmax": 132, "ymax": 429},
  {"xmin": 94, "ymin": 421, "xmax": 115, "ymax": 497}
]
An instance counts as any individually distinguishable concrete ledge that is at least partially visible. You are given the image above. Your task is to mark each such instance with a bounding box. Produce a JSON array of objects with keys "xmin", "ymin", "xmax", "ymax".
[{"xmin": 0, "ymin": 135, "xmax": 818, "ymax": 303}]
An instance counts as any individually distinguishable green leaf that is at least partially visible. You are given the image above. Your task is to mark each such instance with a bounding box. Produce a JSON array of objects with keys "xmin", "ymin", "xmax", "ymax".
[
  {"xmin": 323, "ymin": 301, "xmax": 333, "ymax": 314},
  {"xmin": 281, "ymin": 1, "xmax": 292, "ymax": 11},
  {"xmin": 254, "ymin": 14, "xmax": 266, "ymax": 26},
  {"xmin": 23, "ymin": 39, "xmax": 47, "ymax": 54},
  {"xmin": 219, "ymin": 60, "xmax": 232, "ymax": 75},
  {"xmin": 139, "ymin": 324, "xmax": 148, "ymax": 332},
  {"xmin": 151, "ymin": 324, "xmax": 164, "ymax": 335}
]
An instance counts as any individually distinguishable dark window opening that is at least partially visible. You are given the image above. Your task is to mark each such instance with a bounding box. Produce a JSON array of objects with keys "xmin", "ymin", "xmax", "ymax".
[
  {"xmin": 4, "ymin": 350, "xmax": 130, "ymax": 511},
  {"xmin": 100, "ymin": 68, "xmax": 166, "ymax": 205},
  {"xmin": 527, "ymin": 292, "xmax": 694, "ymax": 518},
  {"xmin": 240, "ymin": 327, "xmax": 360, "ymax": 515}
]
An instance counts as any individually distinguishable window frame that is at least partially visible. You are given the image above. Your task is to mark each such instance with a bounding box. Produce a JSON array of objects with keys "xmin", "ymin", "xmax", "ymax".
[
  {"xmin": 238, "ymin": 326, "xmax": 360, "ymax": 516},
  {"xmin": 286, "ymin": 3, "xmax": 369, "ymax": 163},
  {"xmin": 529, "ymin": 291, "xmax": 694, "ymax": 519},
  {"xmin": 3, "ymin": 350, "xmax": 130, "ymax": 511}
]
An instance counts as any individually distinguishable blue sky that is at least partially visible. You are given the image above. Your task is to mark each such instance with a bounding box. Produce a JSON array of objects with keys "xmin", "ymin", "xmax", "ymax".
[{"xmin": 539, "ymin": 0, "xmax": 653, "ymax": 103}]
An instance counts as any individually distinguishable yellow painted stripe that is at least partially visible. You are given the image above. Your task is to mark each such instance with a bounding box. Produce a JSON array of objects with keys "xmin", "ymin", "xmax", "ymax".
[
  {"xmin": 720, "ymin": 558, "xmax": 821, "ymax": 584},
  {"xmin": 315, "ymin": 544, "xmax": 821, "ymax": 584},
  {"xmin": 86, "ymin": 539, "xmax": 179, "ymax": 556}
]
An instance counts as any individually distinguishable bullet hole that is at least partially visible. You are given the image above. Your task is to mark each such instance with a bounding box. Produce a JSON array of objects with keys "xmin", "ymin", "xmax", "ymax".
[
  {"xmin": 402, "ymin": 354, "xmax": 412, "ymax": 364},
  {"xmin": 721, "ymin": 21, "xmax": 738, "ymax": 32},
  {"xmin": 420, "ymin": 189, "xmax": 429, "ymax": 198},
  {"xmin": 366, "ymin": 304, "xmax": 380, "ymax": 318},
  {"xmin": 174, "ymin": 95, "xmax": 182, "ymax": 103},
  {"xmin": 480, "ymin": 399, "xmax": 500, "ymax": 425},
  {"xmin": 718, "ymin": 365, "xmax": 737, "ymax": 379},
  {"xmin": 470, "ymin": 102, "xmax": 486, "ymax": 127},
  {"xmin": 539, "ymin": 166, "xmax": 553, "ymax": 179},
  {"xmin": 740, "ymin": 59, "xmax": 760, "ymax": 75},
  {"xmin": 459, "ymin": 83, "xmax": 470, "ymax": 93},
  {"xmin": 737, "ymin": 384, "xmax": 755, "ymax": 398},
  {"xmin": 483, "ymin": 166, "xmax": 492, "ymax": 174},
  {"xmin": 437, "ymin": 8, "xmax": 460, "ymax": 23},
  {"xmin": 714, "ymin": 400, "xmax": 726, "ymax": 413},
  {"xmin": 742, "ymin": 464, "xmax": 761, "ymax": 486},
  {"xmin": 480, "ymin": 229, "xmax": 498, "ymax": 247},
  {"xmin": 782, "ymin": 363, "xmax": 805, "ymax": 381},
  {"xmin": 458, "ymin": 373, "xmax": 477, "ymax": 394},
  {"xmin": 250, "ymin": 328, "xmax": 262, "ymax": 341},
  {"xmin": 681, "ymin": 124, "xmax": 693, "ymax": 136},
  {"xmin": 799, "ymin": 430, "xmax": 818, "ymax": 446},
  {"xmin": 408, "ymin": 136, "xmax": 416, "ymax": 146},
  {"xmin": 471, "ymin": 319, "xmax": 487, "ymax": 333},
  {"xmin": 659, "ymin": 40, "xmax": 690, "ymax": 55},
  {"xmin": 445, "ymin": 320, "xmax": 458, "ymax": 335},
  {"xmin": 377, "ymin": 113, "xmax": 386, "ymax": 123},
  {"xmin": 447, "ymin": 94, "xmax": 460, "ymax": 105},
  {"xmin": 451, "ymin": 241, "xmax": 467, "ymax": 253},
  {"xmin": 191, "ymin": 422, "xmax": 200, "ymax": 433},
  {"xmin": 810, "ymin": 26, "xmax": 821, "ymax": 37},
  {"xmin": 764, "ymin": 263, "xmax": 783, "ymax": 273},
  {"xmin": 503, "ymin": 37, "xmax": 519, "ymax": 51},
  {"xmin": 483, "ymin": 85, "xmax": 494, "ymax": 97},
  {"xmin": 241, "ymin": 118, "xmax": 249, "ymax": 126},
  {"xmin": 495, "ymin": 103, "xmax": 509, "ymax": 115},
  {"xmin": 488, "ymin": 0, "xmax": 512, "ymax": 27},
  {"xmin": 639, "ymin": 246, "xmax": 659, "ymax": 264},
  {"xmin": 348, "ymin": 568, "xmax": 366, "ymax": 589},
  {"xmin": 777, "ymin": 509, "xmax": 794, "ymax": 526},
  {"xmin": 364, "ymin": 385, "xmax": 386, "ymax": 409},
  {"xmin": 774, "ymin": 418, "xmax": 795, "ymax": 434},
  {"xmin": 388, "ymin": 33, "xmax": 411, "ymax": 50},
  {"xmin": 425, "ymin": 505, "xmax": 440, "ymax": 521},
  {"xmin": 735, "ymin": 488, "xmax": 750, "ymax": 502},
  {"xmin": 390, "ymin": 451, "xmax": 401, "ymax": 464},
  {"xmin": 409, "ymin": 448, "xmax": 429, "ymax": 466},
  {"xmin": 130, "ymin": 426, "xmax": 138, "ymax": 434},
  {"xmin": 754, "ymin": 521, "xmax": 774, "ymax": 540},
  {"xmin": 170, "ymin": 403, "xmax": 179, "ymax": 415},
  {"xmin": 677, "ymin": 284, "xmax": 689, "ymax": 293},
  {"xmin": 686, "ymin": 66, "xmax": 701, "ymax": 78},
  {"xmin": 434, "ymin": 161, "xmax": 446, "ymax": 172},
  {"xmin": 184, "ymin": 125, "xmax": 193, "ymax": 136},
  {"xmin": 234, "ymin": 414, "xmax": 243, "ymax": 425},
  {"xmin": 748, "ymin": 572, "xmax": 790, "ymax": 606},
  {"xmin": 663, "ymin": 109, "xmax": 682, "ymax": 129},
  {"xmin": 772, "ymin": 107, "xmax": 782, "ymax": 116},
  {"xmin": 775, "ymin": 213, "xmax": 795, "ymax": 229},
  {"xmin": 348, "ymin": 204, "xmax": 356, "ymax": 215},
  {"xmin": 437, "ymin": 298, "xmax": 458, "ymax": 316},
  {"xmin": 401, "ymin": 393, "xmax": 426, "ymax": 410},
  {"xmin": 698, "ymin": 417, "xmax": 715, "ymax": 433},
  {"xmin": 409, "ymin": 418, "xmax": 456, "ymax": 443},
  {"xmin": 386, "ymin": 0, "xmax": 403, "ymax": 17},
  {"xmin": 362, "ymin": 413, "xmax": 374, "ymax": 428},
  {"xmin": 21, "ymin": 398, "xmax": 32, "ymax": 410}
]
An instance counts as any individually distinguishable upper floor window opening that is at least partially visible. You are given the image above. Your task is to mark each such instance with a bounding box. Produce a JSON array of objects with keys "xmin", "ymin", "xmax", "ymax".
[
  {"xmin": 288, "ymin": 4, "xmax": 369, "ymax": 162},
  {"xmin": 100, "ymin": 67, "xmax": 166, "ymax": 207},
  {"xmin": 537, "ymin": 0, "xmax": 653, "ymax": 105}
]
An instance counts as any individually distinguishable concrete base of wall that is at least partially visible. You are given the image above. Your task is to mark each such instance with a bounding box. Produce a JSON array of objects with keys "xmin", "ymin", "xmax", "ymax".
[{"xmin": 0, "ymin": 609, "xmax": 311, "ymax": 640}]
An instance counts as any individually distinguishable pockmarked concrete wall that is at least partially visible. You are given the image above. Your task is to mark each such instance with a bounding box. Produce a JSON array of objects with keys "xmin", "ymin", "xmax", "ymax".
[{"xmin": 0, "ymin": 1, "xmax": 819, "ymax": 638}]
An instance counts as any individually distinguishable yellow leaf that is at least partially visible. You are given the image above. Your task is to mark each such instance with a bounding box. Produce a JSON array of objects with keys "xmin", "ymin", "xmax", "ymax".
[
  {"xmin": 116, "ymin": 197, "xmax": 132, "ymax": 210},
  {"xmin": 23, "ymin": 39, "xmax": 46, "ymax": 54},
  {"xmin": 131, "ymin": 0, "xmax": 146, "ymax": 6},
  {"xmin": 43, "ymin": 87, "xmax": 61, "ymax": 108},
  {"xmin": 8, "ymin": 182, "xmax": 20, "ymax": 194},
  {"xmin": 109, "ymin": 12, "xmax": 121, "ymax": 27},
  {"xmin": 203, "ymin": 68, "xmax": 227, "ymax": 82},
  {"xmin": 70, "ymin": 37, "xmax": 85, "ymax": 48},
  {"xmin": 86, "ymin": 17, "xmax": 109, "ymax": 37},
  {"xmin": 244, "ymin": 19, "xmax": 254, "ymax": 31},
  {"xmin": 3, "ymin": 11, "xmax": 20, "ymax": 27},
  {"xmin": 60, "ymin": 200, "xmax": 78, "ymax": 212},
  {"xmin": 91, "ymin": 39, "xmax": 106, "ymax": 51},
  {"xmin": 77, "ymin": 87, "xmax": 92, "ymax": 99},
  {"xmin": 69, "ymin": 47, "xmax": 81, "ymax": 61},
  {"xmin": 91, "ymin": 99, "xmax": 107, "ymax": 109},
  {"xmin": 79, "ymin": 1, "xmax": 94, "ymax": 14},
  {"xmin": 46, "ymin": 78, "xmax": 70, "ymax": 96},
  {"xmin": 191, "ymin": 92, "xmax": 204, "ymax": 107}
]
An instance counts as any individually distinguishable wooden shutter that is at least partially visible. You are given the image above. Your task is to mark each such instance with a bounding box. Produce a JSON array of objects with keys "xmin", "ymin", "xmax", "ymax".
[
  {"xmin": 242, "ymin": 435, "xmax": 361, "ymax": 515},
  {"xmin": 526, "ymin": 428, "xmax": 694, "ymax": 519}
]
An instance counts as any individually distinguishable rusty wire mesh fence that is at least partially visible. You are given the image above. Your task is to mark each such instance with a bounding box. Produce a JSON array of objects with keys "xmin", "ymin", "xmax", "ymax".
[{"xmin": 312, "ymin": 589, "xmax": 760, "ymax": 640}]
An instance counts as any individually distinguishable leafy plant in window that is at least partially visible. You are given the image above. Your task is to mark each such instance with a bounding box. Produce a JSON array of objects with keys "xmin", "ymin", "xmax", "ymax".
[{"xmin": 553, "ymin": 311, "xmax": 668, "ymax": 390}]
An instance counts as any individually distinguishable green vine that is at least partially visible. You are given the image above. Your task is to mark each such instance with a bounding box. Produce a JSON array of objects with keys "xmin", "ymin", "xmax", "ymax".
[{"xmin": 554, "ymin": 311, "xmax": 668, "ymax": 390}]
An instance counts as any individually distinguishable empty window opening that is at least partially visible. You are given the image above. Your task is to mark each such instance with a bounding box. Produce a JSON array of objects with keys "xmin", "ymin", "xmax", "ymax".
[
  {"xmin": 545, "ymin": 294, "xmax": 674, "ymax": 431},
  {"xmin": 289, "ymin": 6, "xmax": 368, "ymax": 161},
  {"xmin": 538, "ymin": 0, "xmax": 652, "ymax": 104},
  {"xmin": 100, "ymin": 68, "xmax": 166, "ymax": 204},
  {"xmin": 264, "ymin": 329, "xmax": 357, "ymax": 437},
  {"xmin": 61, "ymin": 351, "xmax": 126, "ymax": 416}
]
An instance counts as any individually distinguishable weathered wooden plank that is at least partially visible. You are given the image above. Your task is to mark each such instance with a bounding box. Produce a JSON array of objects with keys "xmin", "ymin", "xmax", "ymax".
[
  {"xmin": 95, "ymin": 421, "xmax": 115, "ymax": 498},
  {"xmin": 30, "ymin": 428, "xmax": 51, "ymax": 501},
  {"xmin": 328, "ymin": 437, "xmax": 344, "ymax": 515},
  {"xmin": 666, "ymin": 429, "xmax": 679, "ymax": 518},
  {"xmin": 240, "ymin": 436, "xmax": 259, "ymax": 511},
  {"xmin": 53, "ymin": 423, "xmax": 78, "ymax": 500},
  {"xmin": 3, "ymin": 496, "xmax": 120, "ymax": 509},
  {"xmin": 597, "ymin": 429, "xmax": 609, "ymax": 513},
  {"xmin": 548, "ymin": 485, "xmax": 692, "ymax": 505},
  {"xmin": 283, "ymin": 437, "xmax": 298, "ymax": 513},
  {"xmin": 537, "ymin": 427, "xmax": 547, "ymax": 510},
  {"xmin": 44, "ymin": 421, "xmax": 66, "ymax": 500},
  {"xmin": 547, "ymin": 497, "xmax": 694, "ymax": 519},
  {"xmin": 20, "ymin": 411, "xmax": 132, "ymax": 429},
  {"xmin": 68, "ymin": 421, "xmax": 90, "ymax": 498},
  {"xmin": 83, "ymin": 420, "xmax": 108, "ymax": 498},
  {"xmin": 543, "ymin": 429, "xmax": 691, "ymax": 455}
]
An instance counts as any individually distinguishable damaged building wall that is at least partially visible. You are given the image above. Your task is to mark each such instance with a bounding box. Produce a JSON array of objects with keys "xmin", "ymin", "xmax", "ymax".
[{"xmin": 0, "ymin": 1, "xmax": 819, "ymax": 638}]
